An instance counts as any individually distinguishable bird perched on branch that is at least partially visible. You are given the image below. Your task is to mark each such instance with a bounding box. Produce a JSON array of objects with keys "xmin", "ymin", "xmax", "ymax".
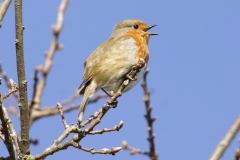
[{"xmin": 78, "ymin": 18, "xmax": 157, "ymax": 123}]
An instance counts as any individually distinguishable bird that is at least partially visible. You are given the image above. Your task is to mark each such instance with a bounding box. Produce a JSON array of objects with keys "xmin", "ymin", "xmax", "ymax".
[{"xmin": 78, "ymin": 18, "xmax": 157, "ymax": 123}]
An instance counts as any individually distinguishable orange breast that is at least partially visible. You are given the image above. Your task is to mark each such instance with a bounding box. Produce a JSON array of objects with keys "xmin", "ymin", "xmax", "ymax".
[{"xmin": 125, "ymin": 29, "xmax": 150, "ymax": 63}]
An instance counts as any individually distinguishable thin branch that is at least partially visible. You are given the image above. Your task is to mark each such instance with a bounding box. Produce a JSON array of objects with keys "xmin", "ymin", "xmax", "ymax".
[
  {"xmin": 0, "ymin": 94, "xmax": 16, "ymax": 159},
  {"xmin": 79, "ymin": 108, "xmax": 102, "ymax": 128},
  {"xmin": 46, "ymin": 124, "xmax": 80, "ymax": 151},
  {"xmin": 210, "ymin": 115, "xmax": 240, "ymax": 160},
  {"xmin": 142, "ymin": 69, "xmax": 158, "ymax": 160},
  {"xmin": 33, "ymin": 135, "xmax": 121, "ymax": 159},
  {"xmin": 30, "ymin": 93, "xmax": 107, "ymax": 122},
  {"xmin": 29, "ymin": 66, "xmax": 41, "ymax": 110},
  {"xmin": 88, "ymin": 120, "xmax": 123, "ymax": 135},
  {"xmin": 122, "ymin": 140, "xmax": 149, "ymax": 155},
  {"xmin": 29, "ymin": 0, "xmax": 67, "ymax": 111},
  {"xmin": 5, "ymin": 111, "xmax": 20, "ymax": 157},
  {"xmin": 0, "ymin": 0, "xmax": 12, "ymax": 27},
  {"xmin": 15, "ymin": 0, "xmax": 30, "ymax": 154},
  {"xmin": 2, "ymin": 79, "xmax": 18, "ymax": 99},
  {"xmin": 77, "ymin": 144, "xmax": 121, "ymax": 155},
  {"xmin": 0, "ymin": 64, "xmax": 19, "ymax": 101},
  {"xmin": 123, "ymin": 70, "xmax": 158, "ymax": 159},
  {"xmin": 56, "ymin": 103, "xmax": 69, "ymax": 129},
  {"xmin": 32, "ymin": 59, "xmax": 145, "ymax": 159}
]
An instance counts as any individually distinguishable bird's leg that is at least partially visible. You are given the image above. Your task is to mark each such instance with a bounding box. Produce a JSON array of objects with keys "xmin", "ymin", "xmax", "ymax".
[
  {"xmin": 101, "ymin": 88, "xmax": 118, "ymax": 107},
  {"xmin": 126, "ymin": 65, "xmax": 137, "ymax": 81},
  {"xmin": 101, "ymin": 88, "xmax": 112, "ymax": 97}
]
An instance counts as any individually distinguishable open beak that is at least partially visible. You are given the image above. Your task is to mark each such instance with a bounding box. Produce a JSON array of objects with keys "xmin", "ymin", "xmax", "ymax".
[{"xmin": 145, "ymin": 25, "xmax": 158, "ymax": 35}]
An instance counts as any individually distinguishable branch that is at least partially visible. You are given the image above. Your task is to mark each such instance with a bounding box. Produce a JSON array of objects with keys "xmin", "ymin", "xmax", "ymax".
[
  {"xmin": 56, "ymin": 103, "xmax": 69, "ymax": 128},
  {"xmin": 77, "ymin": 145, "xmax": 121, "ymax": 155},
  {"xmin": 209, "ymin": 115, "xmax": 240, "ymax": 160},
  {"xmin": 142, "ymin": 69, "xmax": 158, "ymax": 160},
  {"xmin": 30, "ymin": 93, "xmax": 107, "ymax": 122},
  {"xmin": 88, "ymin": 120, "xmax": 123, "ymax": 135},
  {"xmin": 123, "ymin": 70, "xmax": 158, "ymax": 159},
  {"xmin": 0, "ymin": 94, "xmax": 19, "ymax": 159},
  {"xmin": 2, "ymin": 79, "xmax": 18, "ymax": 99},
  {"xmin": 0, "ymin": 0, "xmax": 12, "ymax": 27},
  {"xmin": 32, "ymin": 59, "xmax": 145, "ymax": 159},
  {"xmin": 29, "ymin": 0, "xmax": 68, "ymax": 111},
  {"xmin": 15, "ymin": 0, "xmax": 30, "ymax": 155},
  {"xmin": 122, "ymin": 140, "xmax": 149, "ymax": 155},
  {"xmin": 79, "ymin": 107, "xmax": 102, "ymax": 128},
  {"xmin": 0, "ymin": 64, "xmax": 19, "ymax": 101}
]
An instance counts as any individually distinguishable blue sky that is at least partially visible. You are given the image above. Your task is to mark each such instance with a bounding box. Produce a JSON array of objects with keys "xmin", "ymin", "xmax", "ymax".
[{"xmin": 0, "ymin": 1, "xmax": 240, "ymax": 160}]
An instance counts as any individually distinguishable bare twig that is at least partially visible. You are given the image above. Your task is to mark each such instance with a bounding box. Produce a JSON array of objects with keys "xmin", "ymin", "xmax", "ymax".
[
  {"xmin": 15, "ymin": 0, "xmax": 30, "ymax": 154},
  {"xmin": 30, "ymin": 93, "xmax": 107, "ymax": 122},
  {"xmin": 29, "ymin": 66, "xmax": 41, "ymax": 109},
  {"xmin": 210, "ymin": 115, "xmax": 240, "ymax": 160},
  {"xmin": 141, "ymin": 69, "xmax": 158, "ymax": 160},
  {"xmin": 77, "ymin": 144, "xmax": 121, "ymax": 155},
  {"xmin": 123, "ymin": 70, "xmax": 158, "ymax": 159},
  {"xmin": 46, "ymin": 124, "xmax": 80, "ymax": 151},
  {"xmin": 0, "ymin": 64, "xmax": 19, "ymax": 101},
  {"xmin": 79, "ymin": 108, "xmax": 101, "ymax": 128},
  {"xmin": 57, "ymin": 103, "xmax": 69, "ymax": 129},
  {"xmin": 0, "ymin": 94, "xmax": 17, "ymax": 159},
  {"xmin": 0, "ymin": 0, "xmax": 12, "ymax": 27},
  {"xmin": 88, "ymin": 120, "xmax": 123, "ymax": 135},
  {"xmin": 122, "ymin": 140, "xmax": 149, "ymax": 155},
  {"xmin": 44, "ymin": 79, "xmax": 129, "ymax": 153},
  {"xmin": 29, "ymin": 0, "xmax": 68, "ymax": 111},
  {"xmin": 2, "ymin": 79, "xmax": 18, "ymax": 99}
]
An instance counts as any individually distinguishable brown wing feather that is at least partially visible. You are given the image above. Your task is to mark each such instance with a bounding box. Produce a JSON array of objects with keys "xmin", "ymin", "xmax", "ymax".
[{"xmin": 78, "ymin": 77, "xmax": 92, "ymax": 95}]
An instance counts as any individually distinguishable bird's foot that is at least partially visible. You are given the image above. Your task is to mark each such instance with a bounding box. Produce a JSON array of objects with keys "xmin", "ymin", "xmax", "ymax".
[
  {"xmin": 126, "ymin": 65, "xmax": 138, "ymax": 81},
  {"xmin": 107, "ymin": 99, "xmax": 118, "ymax": 108}
]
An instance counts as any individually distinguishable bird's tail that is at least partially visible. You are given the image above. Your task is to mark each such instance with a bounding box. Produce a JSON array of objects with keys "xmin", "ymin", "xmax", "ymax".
[{"xmin": 78, "ymin": 82, "xmax": 96, "ymax": 123}]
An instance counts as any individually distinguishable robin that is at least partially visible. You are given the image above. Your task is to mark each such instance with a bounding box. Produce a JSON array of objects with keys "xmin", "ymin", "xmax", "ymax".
[{"xmin": 78, "ymin": 18, "xmax": 157, "ymax": 123}]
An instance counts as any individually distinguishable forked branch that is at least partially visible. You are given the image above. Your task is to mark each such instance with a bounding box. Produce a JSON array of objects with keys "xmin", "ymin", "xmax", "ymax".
[
  {"xmin": 123, "ymin": 69, "xmax": 158, "ymax": 160},
  {"xmin": 32, "ymin": 59, "xmax": 145, "ymax": 159}
]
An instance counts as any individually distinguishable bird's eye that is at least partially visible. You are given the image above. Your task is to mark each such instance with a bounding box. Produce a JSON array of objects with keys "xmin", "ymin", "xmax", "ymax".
[{"xmin": 133, "ymin": 25, "xmax": 139, "ymax": 29}]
